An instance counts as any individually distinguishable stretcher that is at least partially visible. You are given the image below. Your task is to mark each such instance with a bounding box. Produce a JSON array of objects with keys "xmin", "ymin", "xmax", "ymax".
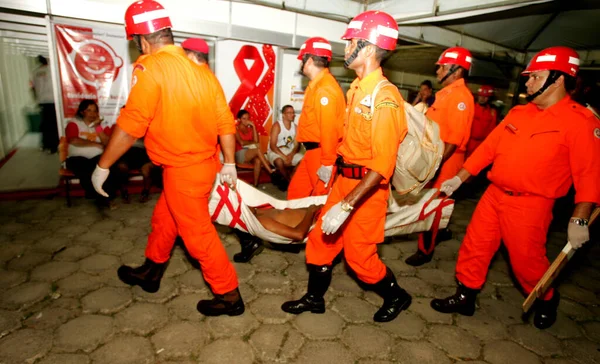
[{"xmin": 208, "ymin": 176, "xmax": 454, "ymax": 244}]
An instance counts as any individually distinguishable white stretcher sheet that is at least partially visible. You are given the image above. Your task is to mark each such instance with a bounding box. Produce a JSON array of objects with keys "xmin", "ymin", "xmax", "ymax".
[{"xmin": 208, "ymin": 176, "xmax": 454, "ymax": 244}]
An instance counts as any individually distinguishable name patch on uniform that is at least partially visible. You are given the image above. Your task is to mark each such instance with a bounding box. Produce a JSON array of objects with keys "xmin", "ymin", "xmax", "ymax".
[
  {"xmin": 320, "ymin": 97, "xmax": 329, "ymax": 106},
  {"xmin": 375, "ymin": 101, "xmax": 398, "ymax": 110},
  {"xmin": 457, "ymin": 102, "xmax": 466, "ymax": 111},
  {"xmin": 506, "ymin": 123, "xmax": 518, "ymax": 133},
  {"xmin": 594, "ymin": 128, "xmax": 600, "ymax": 139}
]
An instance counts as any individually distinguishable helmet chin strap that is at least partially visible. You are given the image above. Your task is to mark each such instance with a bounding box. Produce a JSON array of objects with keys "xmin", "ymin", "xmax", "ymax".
[
  {"xmin": 526, "ymin": 71, "xmax": 560, "ymax": 102},
  {"xmin": 344, "ymin": 40, "xmax": 367, "ymax": 68},
  {"xmin": 439, "ymin": 64, "xmax": 459, "ymax": 84}
]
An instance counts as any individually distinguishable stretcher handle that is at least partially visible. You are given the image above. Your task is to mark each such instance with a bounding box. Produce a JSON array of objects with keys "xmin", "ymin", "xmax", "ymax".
[{"xmin": 522, "ymin": 207, "xmax": 600, "ymax": 312}]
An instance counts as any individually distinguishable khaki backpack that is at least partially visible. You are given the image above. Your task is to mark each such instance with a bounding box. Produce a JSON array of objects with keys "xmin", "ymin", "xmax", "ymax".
[{"xmin": 370, "ymin": 80, "xmax": 444, "ymax": 195}]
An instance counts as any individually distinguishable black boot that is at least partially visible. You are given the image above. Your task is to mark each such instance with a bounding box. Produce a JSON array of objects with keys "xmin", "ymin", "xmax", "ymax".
[
  {"xmin": 404, "ymin": 250, "xmax": 433, "ymax": 267},
  {"xmin": 117, "ymin": 258, "xmax": 167, "ymax": 293},
  {"xmin": 233, "ymin": 231, "xmax": 264, "ymax": 263},
  {"xmin": 281, "ymin": 264, "xmax": 332, "ymax": 314},
  {"xmin": 197, "ymin": 287, "xmax": 245, "ymax": 316},
  {"xmin": 405, "ymin": 230, "xmax": 434, "ymax": 267},
  {"xmin": 533, "ymin": 291, "xmax": 560, "ymax": 329},
  {"xmin": 372, "ymin": 267, "xmax": 412, "ymax": 322},
  {"xmin": 430, "ymin": 282, "xmax": 478, "ymax": 316}
]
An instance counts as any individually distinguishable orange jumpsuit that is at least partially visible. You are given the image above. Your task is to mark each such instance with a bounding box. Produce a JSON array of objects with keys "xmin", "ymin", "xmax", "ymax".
[
  {"xmin": 426, "ymin": 78, "xmax": 474, "ymax": 188},
  {"xmin": 117, "ymin": 45, "xmax": 238, "ymax": 295},
  {"xmin": 466, "ymin": 103, "xmax": 497, "ymax": 158},
  {"xmin": 457, "ymin": 96, "xmax": 600, "ymax": 299},
  {"xmin": 305, "ymin": 68, "xmax": 407, "ymax": 284},
  {"xmin": 287, "ymin": 68, "xmax": 346, "ymax": 198}
]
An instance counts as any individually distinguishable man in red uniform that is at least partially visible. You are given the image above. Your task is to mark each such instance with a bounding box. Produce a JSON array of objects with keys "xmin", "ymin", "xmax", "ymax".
[
  {"xmin": 287, "ymin": 37, "xmax": 346, "ymax": 199},
  {"xmin": 466, "ymin": 85, "xmax": 497, "ymax": 158},
  {"xmin": 430, "ymin": 46, "xmax": 600, "ymax": 329},
  {"xmin": 281, "ymin": 11, "xmax": 412, "ymax": 323},
  {"xmin": 405, "ymin": 46, "xmax": 475, "ymax": 266},
  {"xmin": 91, "ymin": 0, "xmax": 243, "ymax": 317}
]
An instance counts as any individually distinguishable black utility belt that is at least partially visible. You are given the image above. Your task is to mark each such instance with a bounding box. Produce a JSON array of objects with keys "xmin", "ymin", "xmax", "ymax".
[
  {"xmin": 335, "ymin": 156, "xmax": 368, "ymax": 179},
  {"xmin": 302, "ymin": 142, "xmax": 320, "ymax": 151}
]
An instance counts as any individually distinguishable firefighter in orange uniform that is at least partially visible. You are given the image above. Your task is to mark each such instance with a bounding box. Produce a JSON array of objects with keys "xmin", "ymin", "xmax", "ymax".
[
  {"xmin": 431, "ymin": 46, "xmax": 600, "ymax": 329},
  {"xmin": 91, "ymin": 0, "xmax": 244, "ymax": 317},
  {"xmin": 287, "ymin": 37, "xmax": 346, "ymax": 199},
  {"xmin": 405, "ymin": 46, "xmax": 475, "ymax": 266},
  {"xmin": 282, "ymin": 11, "xmax": 412, "ymax": 323},
  {"xmin": 466, "ymin": 85, "xmax": 498, "ymax": 158}
]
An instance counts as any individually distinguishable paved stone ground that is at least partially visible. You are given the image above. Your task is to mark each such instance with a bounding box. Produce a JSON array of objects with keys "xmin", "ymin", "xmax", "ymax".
[{"xmin": 0, "ymin": 186, "xmax": 599, "ymax": 364}]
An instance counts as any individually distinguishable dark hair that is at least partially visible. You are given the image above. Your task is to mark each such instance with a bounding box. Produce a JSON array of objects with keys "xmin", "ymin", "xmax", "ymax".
[
  {"xmin": 237, "ymin": 109, "xmax": 249, "ymax": 119},
  {"xmin": 37, "ymin": 55, "xmax": 48, "ymax": 65},
  {"xmin": 76, "ymin": 99, "xmax": 98, "ymax": 118},
  {"xmin": 185, "ymin": 50, "xmax": 208, "ymax": 64},
  {"xmin": 281, "ymin": 105, "xmax": 294, "ymax": 114},
  {"xmin": 559, "ymin": 72, "xmax": 577, "ymax": 92},
  {"xmin": 133, "ymin": 28, "xmax": 174, "ymax": 51},
  {"xmin": 304, "ymin": 54, "xmax": 330, "ymax": 68},
  {"xmin": 420, "ymin": 80, "xmax": 433, "ymax": 89},
  {"xmin": 366, "ymin": 42, "xmax": 391, "ymax": 62}
]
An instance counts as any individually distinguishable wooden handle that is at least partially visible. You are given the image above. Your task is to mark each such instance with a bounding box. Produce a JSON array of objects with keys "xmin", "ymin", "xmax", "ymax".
[{"xmin": 523, "ymin": 207, "xmax": 600, "ymax": 312}]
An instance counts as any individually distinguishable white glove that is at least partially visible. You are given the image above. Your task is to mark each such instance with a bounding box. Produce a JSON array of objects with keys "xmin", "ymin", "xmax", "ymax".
[
  {"xmin": 440, "ymin": 176, "xmax": 463, "ymax": 196},
  {"xmin": 321, "ymin": 201, "xmax": 351, "ymax": 235},
  {"xmin": 317, "ymin": 165, "xmax": 333, "ymax": 186},
  {"xmin": 91, "ymin": 165, "xmax": 110, "ymax": 197},
  {"xmin": 568, "ymin": 221, "xmax": 590, "ymax": 249},
  {"xmin": 220, "ymin": 164, "xmax": 238, "ymax": 188}
]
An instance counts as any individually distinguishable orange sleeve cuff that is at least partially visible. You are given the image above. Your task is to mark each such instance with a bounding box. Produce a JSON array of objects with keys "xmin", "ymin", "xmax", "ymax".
[{"xmin": 117, "ymin": 116, "xmax": 147, "ymax": 139}]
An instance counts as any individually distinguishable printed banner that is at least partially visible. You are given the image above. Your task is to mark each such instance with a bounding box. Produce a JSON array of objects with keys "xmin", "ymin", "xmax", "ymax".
[
  {"xmin": 54, "ymin": 23, "xmax": 132, "ymax": 129},
  {"xmin": 216, "ymin": 40, "xmax": 277, "ymax": 136}
]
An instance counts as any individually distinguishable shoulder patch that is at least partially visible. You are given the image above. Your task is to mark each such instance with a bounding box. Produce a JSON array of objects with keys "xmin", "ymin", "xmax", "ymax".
[
  {"xmin": 320, "ymin": 96, "xmax": 329, "ymax": 106},
  {"xmin": 594, "ymin": 128, "xmax": 600, "ymax": 139},
  {"xmin": 457, "ymin": 102, "xmax": 466, "ymax": 111},
  {"xmin": 375, "ymin": 101, "xmax": 399, "ymax": 110},
  {"xmin": 133, "ymin": 63, "xmax": 145, "ymax": 73}
]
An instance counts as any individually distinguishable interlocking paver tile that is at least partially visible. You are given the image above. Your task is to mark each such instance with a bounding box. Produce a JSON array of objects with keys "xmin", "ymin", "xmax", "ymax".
[
  {"xmin": 197, "ymin": 338, "xmax": 254, "ymax": 364},
  {"xmin": 90, "ymin": 335, "xmax": 154, "ymax": 364},
  {"xmin": 0, "ymin": 328, "xmax": 52, "ymax": 363},
  {"xmin": 391, "ymin": 340, "xmax": 452, "ymax": 364},
  {"xmin": 483, "ymin": 340, "xmax": 541, "ymax": 364},
  {"xmin": 151, "ymin": 321, "xmax": 210, "ymax": 360},
  {"xmin": 206, "ymin": 311, "xmax": 260, "ymax": 338},
  {"xmin": 292, "ymin": 310, "xmax": 345, "ymax": 339},
  {"xmin": 54, "ymin": 315, "xmax": 114, "ymax": 353},
  {"xmin": 428, "ymin": 324, "xmax": 481, "ymax": 360},
  {"xmin": 342, "ymin": 324, "xmax": 392, "ymax": 359},
  {"xmin": 82, "ymin": 287, "xmax": 132, "ymax": 314},
  {"xmin": 294, "ymin": 341, "xmax": 357, "ymax": 364}
]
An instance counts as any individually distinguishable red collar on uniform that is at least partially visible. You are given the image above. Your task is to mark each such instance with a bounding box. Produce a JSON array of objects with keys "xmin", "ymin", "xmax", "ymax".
[
  {"xmin": 350, "ymin": 67, "xmax": 384, "ymax": 93},
  {"xmin": 527, "ymin": 95, "xmax": 573, "ymax": 117}
]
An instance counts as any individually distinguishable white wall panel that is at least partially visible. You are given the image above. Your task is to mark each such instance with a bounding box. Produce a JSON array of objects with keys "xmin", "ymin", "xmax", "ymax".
[
  {"xmin": 0, "ymin": 0, "xmax": 47, "ymax": 14},
  {"xmin": 231, "ymin": 2, "xmax": 296, "ymax": 34},
  {"xmin": 295, "ymin": 14, "xmax": 347, "ymax": 43}
]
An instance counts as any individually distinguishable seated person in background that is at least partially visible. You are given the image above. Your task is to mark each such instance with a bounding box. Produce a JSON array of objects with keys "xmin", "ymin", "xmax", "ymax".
[
  {"xmin": 182, "ymin": 37, "xmax": 209, "ymax": 67},
  {"xmin": 235, "ymin": 109, "xmax": 275, "ymax": 186},
  {"xmin": 267, "ymin": 105, "xmax": 303, "ymax": 187},
  {"xmin": 250, "ymin": 204, "xmax": 321, "ymax": 241},
  {"xmin": 116, "ymin": 137, "xmax": 159, "ymax": 203},
  {"xmin": 412, "ymin": 80, "xmax": 435, "ymax": 113},
  {"xmin": 65, "ymin": 99, "xmax": 122, "ymax": 207}
]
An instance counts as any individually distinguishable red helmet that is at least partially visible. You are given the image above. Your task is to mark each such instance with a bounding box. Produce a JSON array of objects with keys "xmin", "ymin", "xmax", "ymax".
[
  {"xmin": 477, "ymin": 85, "xmax": 494, "ymax": 97},
  {"xmin": 341, "ymin": 10, "xmax": 398, "ymax": 51},
  {"xmin": 436, "ymin": 47, "xmax": 473, "ymax": 70},
  {"xmin": 124, "ymin": 0, "xmax": 172, "ymax": 40},
  {"xmin": 522, "ymin": 46, "xmax": 579, "ymax": 78},
  {"xmin": 298, "ymin": 37, "xmax": 332, "ymax": 61},
  {"xmin": 182, "ymin": 38, "xmax": 209, "ymax": 54}
]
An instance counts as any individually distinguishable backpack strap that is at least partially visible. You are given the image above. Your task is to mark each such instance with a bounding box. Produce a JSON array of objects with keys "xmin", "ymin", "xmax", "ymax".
[{"xmin": 369, "ymin": 80, "xmax": 395, "ymax": 115}]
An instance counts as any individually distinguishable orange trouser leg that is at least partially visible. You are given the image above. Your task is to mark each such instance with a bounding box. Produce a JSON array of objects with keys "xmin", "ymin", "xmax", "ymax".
[
  {"xmin": 145, "ymin": 191, "xmax": 179, "ymax": 263},
  {"xmin": 287, "ymin": 149, "xmax": 327, "ymax": 199},
  {"xmin": 498, "ymin": 188, "xmax": 555, "ymax": 300},
  {"xmin": 147, "ymin": 161, "xmax": 238, "ymax": 295},
  {"xmin": 455, "ymin": 186, "xmax": 502, "ymax": 289},
  {"xmin": 306, "ymin": 176, "xmax": 388, "ymax": 284}
]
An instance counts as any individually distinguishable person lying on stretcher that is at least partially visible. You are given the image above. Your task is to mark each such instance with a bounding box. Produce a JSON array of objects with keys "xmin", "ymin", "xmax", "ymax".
[{"xmin": 250, "ymin": 204, "xmax": 322, "ymax": 241}]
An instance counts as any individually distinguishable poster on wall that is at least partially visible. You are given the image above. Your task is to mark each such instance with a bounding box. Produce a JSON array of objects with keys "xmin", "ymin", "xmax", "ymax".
[
  {"xmin": 216, "ymin": 40, "xmax": 277, "ymax": 137},
  {"xmin": 54, "ymin": 23, "xmax": 132, "ymax": 129}
]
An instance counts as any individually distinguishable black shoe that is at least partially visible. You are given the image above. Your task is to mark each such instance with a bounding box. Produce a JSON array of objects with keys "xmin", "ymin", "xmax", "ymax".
[
  {"xmin": 533, "ymin": 291, "xmax": 560, "ymax": 329},
  {"xmin": 372, "ymin": 267, "xmax": 412, "ymax": 322},
  {"xmin": 139, "ymin": 189, "xmax": 150, "ymax": 203},
  {"xmin": 430, "ymin": 282, "xmax": 478, "ymax": 316},
  {"xmin": 404, "ymin": 250, "xmax": 433, "ymax": 267},
  {"xmin": 281, "ymin": 293, "xmax": 325, "ymax": 314},
  {"xmin": 281, "ymin": 264, "xmax": 332, "ymax": 314},
  {"xmin": 121, "ymin": 189, "xmax": 131, "ymax": 204},
  {"xmin": 197, "ymin": 288, "xmax": 245, "ymax": 316},
  {"xmin": 436, "ymin": 228, "xmax": 453, "ymax": 243},
  {"xmin": 117, "ymin": 258, "xmax": 167, "ymax": 293},
  {"xmin": 233, "ymin": 231, "xmax": 264, "ymax": 263}
]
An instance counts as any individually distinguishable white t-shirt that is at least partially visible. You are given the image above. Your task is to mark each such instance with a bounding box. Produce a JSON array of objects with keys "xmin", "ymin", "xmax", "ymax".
[
  {"xmin": 268, "ymin": 119, "xmax": 297, "ymax": 153},
  {"xmin": 31, "ymin": 65, "xmax": 55, "ymax": 104},
  {"xmin": 66, "ymin": 118, "xmax": 104, "ymax": 159}
]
